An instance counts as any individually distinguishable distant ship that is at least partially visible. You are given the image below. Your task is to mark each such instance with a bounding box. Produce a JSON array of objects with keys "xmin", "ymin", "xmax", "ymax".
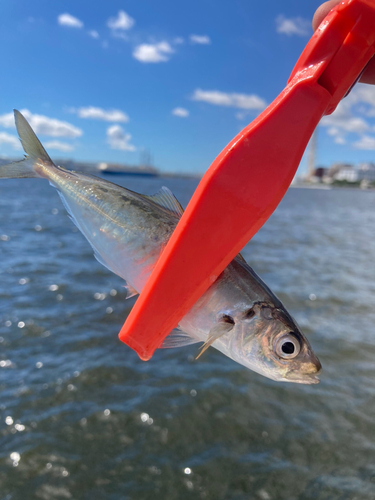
[{"xmin": 98, "ymin": 162, "xmax": 159, "ymax": 177}]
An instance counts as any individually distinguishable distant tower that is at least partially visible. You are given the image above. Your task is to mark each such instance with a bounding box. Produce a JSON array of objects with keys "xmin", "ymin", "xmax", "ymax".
[
  {"xmin": 140, "ymin": 148, "xmax": 153, "ymax": 167},
  {"xmin": 307, "ymin": 129, "xmax": 317, "ymax": 180}
]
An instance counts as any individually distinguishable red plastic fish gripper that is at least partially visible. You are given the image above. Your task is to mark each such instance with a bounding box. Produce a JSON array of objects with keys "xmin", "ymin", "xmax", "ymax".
[{"xmin": 119, "ymin": 0, "xmax": 375, "ymax": 361}]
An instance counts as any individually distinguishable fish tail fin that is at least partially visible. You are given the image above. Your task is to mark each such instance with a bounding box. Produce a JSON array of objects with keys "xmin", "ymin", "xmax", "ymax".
[
  {"xmin": 0, "ymin": 158, "xmax": 38, "ymax": 179},
  {"xmin": 0, "ymin": 109, "xmax": 54, "ymax": 179}
]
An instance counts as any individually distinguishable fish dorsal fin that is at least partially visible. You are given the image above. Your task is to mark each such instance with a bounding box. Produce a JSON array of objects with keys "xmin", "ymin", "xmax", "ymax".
[
  {"xmin": 14, "ymin": 110, "xmax": 54, "ymax": 164},
  {"xmin": 145, "ymin": 186, "xmax": 184, "ymax": 218},
  {"xmin": 196, "ymin": 321, "xmax": 234, "ymax": 359}
]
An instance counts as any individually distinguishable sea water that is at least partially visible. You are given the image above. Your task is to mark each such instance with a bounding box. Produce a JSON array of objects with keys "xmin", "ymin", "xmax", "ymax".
[{"xmin": 0, "ymin": 176, "xmax": 375, "ymax": 500}]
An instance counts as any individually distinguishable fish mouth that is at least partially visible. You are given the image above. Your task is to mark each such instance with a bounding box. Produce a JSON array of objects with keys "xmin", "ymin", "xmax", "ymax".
[
  {"xmin": 284, "ymin": 372, "xmax": 320, "ymax": 384},
  {"xmin": 284, "ymin": 359, "xmax": 322, "ymax": 385}
]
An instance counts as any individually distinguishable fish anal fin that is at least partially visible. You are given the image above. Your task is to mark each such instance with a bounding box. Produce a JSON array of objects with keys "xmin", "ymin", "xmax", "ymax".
[
  {"xmin": 144, "ymin": 186, "xmax": 184, "ymax": 218},
  {"xmin": 196, "ymin": 321, "xmax": 234, "ymax": 359},
  {"xmin": 123, "ymin": 283, "xmax": 139, "ymax": 299}
]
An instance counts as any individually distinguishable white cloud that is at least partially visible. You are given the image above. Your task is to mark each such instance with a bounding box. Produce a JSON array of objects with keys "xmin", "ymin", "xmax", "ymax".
[
  {"xmin": 191, "ymin": 89, "xmax": 266, "ymax": 110},
  {"xmin": 319, "ymin": 84, "xmax": 375, "ymax": 147},
  {"xmin": 321, "ymin": 111, "xmax": 369, "ymax": 133},
  {"xmin": 334, "ymin": 136, "xmax": 346, "ymax": 145},
  {"xmin": 107, "ymin": 11, "xmax": 134, "ymax": 31},
  {"xmin": 0, "ymin": 132, "xmax": 21, "ymax": 150},
  {"xmin": 0, "ymin": 112, "xmax": 17, "ymax": 128},
  {"xmin": 320, "ymin": 97, "xmax": 369, "ymax": 136},
  {"xmin": 276, "ymin": 15, "xmax": 310, "ymax": 36},
  {"xmin": 44, "ymin": 141, "xmax": 74, "ymax": 152},
  {"xmin": 133, "ymin": 42, "xmax": 174, "ymax": 63},
  {"xmin": 172, "ymin": 107, "xmax": 189, "ymax": 118},
  {"xmin": 107, "ymin": 125, "xmax": 135, "ymax": 151},
  {"xmin": 235, "ymin": 112, "xmax": 248, "ymax": 120},
  {"xmin": 351, "ymin": 85, "xmax": 375, "ymax": 106},
  {"xmin": 189, "ymin": 34, "xmax": 211, "ymax": 45},
  {"xmin": 353, "ymin": 135, "xmax": 375, "ymax": 150},
  {"xmin": 88, "ymin": 30, "xmax": 99, "ymax": 39},
  {"xmin": 76, "ymin": 107, "xmax": 129, "ymax": 122},
  {"xmin": 0, "ymin": 109, "xmax": 82, "ymax": 138},
  {"xmin": 327, "ymin": 127, "xmax": 346, "ymax": 145},
  {"xmin": 174, "ymin": 37, "xmax": 184, "ymax": 44},
  {"xmin": 111, "ymin": 31, "xmax": 129, "ymax": 41},
  {"xmin": 58, "ymin": 13, "xmax": 83, "ymax": 29},
  {"xmin": 347, "ymin": 85, "xmax": 375, "ymax": 116}
]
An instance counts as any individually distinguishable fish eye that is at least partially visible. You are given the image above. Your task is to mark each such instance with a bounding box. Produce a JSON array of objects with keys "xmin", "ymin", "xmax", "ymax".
[{"xmin": 275, "ymin": 333, "xmax": 301, "ymax": 359}]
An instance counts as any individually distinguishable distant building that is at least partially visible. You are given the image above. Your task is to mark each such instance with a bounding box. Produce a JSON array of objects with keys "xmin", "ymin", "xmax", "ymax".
[
  {"xmin": 313, "ymin": 166, "xmax": 327, "ymax": 180},
  {"xmin": 330, "ymin": 163, "xmax": 358, "ymax": 182},
  {"xmin": 327, "ymin": 163, "xmax": 351, "ymax": 178},
  {"xmin": 357, "ymin": 163, "xmax": 375, "ymax": 182}
]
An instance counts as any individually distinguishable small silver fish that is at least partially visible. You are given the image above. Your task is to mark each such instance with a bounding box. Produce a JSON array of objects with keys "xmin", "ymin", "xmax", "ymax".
[{"xmin": 0, "ymin": 110, "xmax": 321, "ymax": 384}]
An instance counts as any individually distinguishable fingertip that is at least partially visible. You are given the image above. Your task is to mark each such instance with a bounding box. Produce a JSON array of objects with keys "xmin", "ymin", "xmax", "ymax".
[
  {"xmin": 312, "ymin": 1, "xmax": 341, "ymax": 32},
  {"xmin": 312, "ymin": 1, "xmax": 375, "ymax": 85},
  {"xmin": 359, "ymin": 57, "xmax": 375, "ymax": 85}
]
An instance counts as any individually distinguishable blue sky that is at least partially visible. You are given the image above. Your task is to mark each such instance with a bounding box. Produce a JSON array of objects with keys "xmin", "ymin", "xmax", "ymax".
[{"xmin": 1, "ymin": 0, "xmax": 375, "ymax": 174}]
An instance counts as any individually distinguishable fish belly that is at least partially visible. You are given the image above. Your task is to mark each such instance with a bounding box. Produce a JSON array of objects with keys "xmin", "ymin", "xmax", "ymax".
[{"xmin": 49, "ymin": 170, "xmax": 174, "ymax": 292}]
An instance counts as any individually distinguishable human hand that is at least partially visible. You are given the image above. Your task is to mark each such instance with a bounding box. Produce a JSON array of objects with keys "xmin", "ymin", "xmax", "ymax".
[{"xmin": 313, "ymin": 0, "xmax": 375, "ymax": 84}]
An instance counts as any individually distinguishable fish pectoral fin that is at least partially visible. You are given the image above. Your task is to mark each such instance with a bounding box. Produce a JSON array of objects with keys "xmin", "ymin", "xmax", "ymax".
[
  {"xmin": 196, "ymin": 322, "xmax": 234, "ymax": 359},
  {"xmin": 143, "ymin": 186, "xmax": 184, "ymax": 218},
  {"xmin": 123, "ymin": 283, "xmax": 139, "ymax": 299},
  {"xmin": 161, "ymin": 329, "xmax": 200, "ymax": 349}
]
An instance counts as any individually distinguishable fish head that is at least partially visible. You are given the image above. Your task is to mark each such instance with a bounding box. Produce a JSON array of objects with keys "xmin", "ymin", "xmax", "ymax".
[
  {"xmin": 228, "ymin": 302, "xmax": 321, "ymax": 384},
  {"xmin": 180, "ymin": 257, "xmax": 321, "ymax": 384}
]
